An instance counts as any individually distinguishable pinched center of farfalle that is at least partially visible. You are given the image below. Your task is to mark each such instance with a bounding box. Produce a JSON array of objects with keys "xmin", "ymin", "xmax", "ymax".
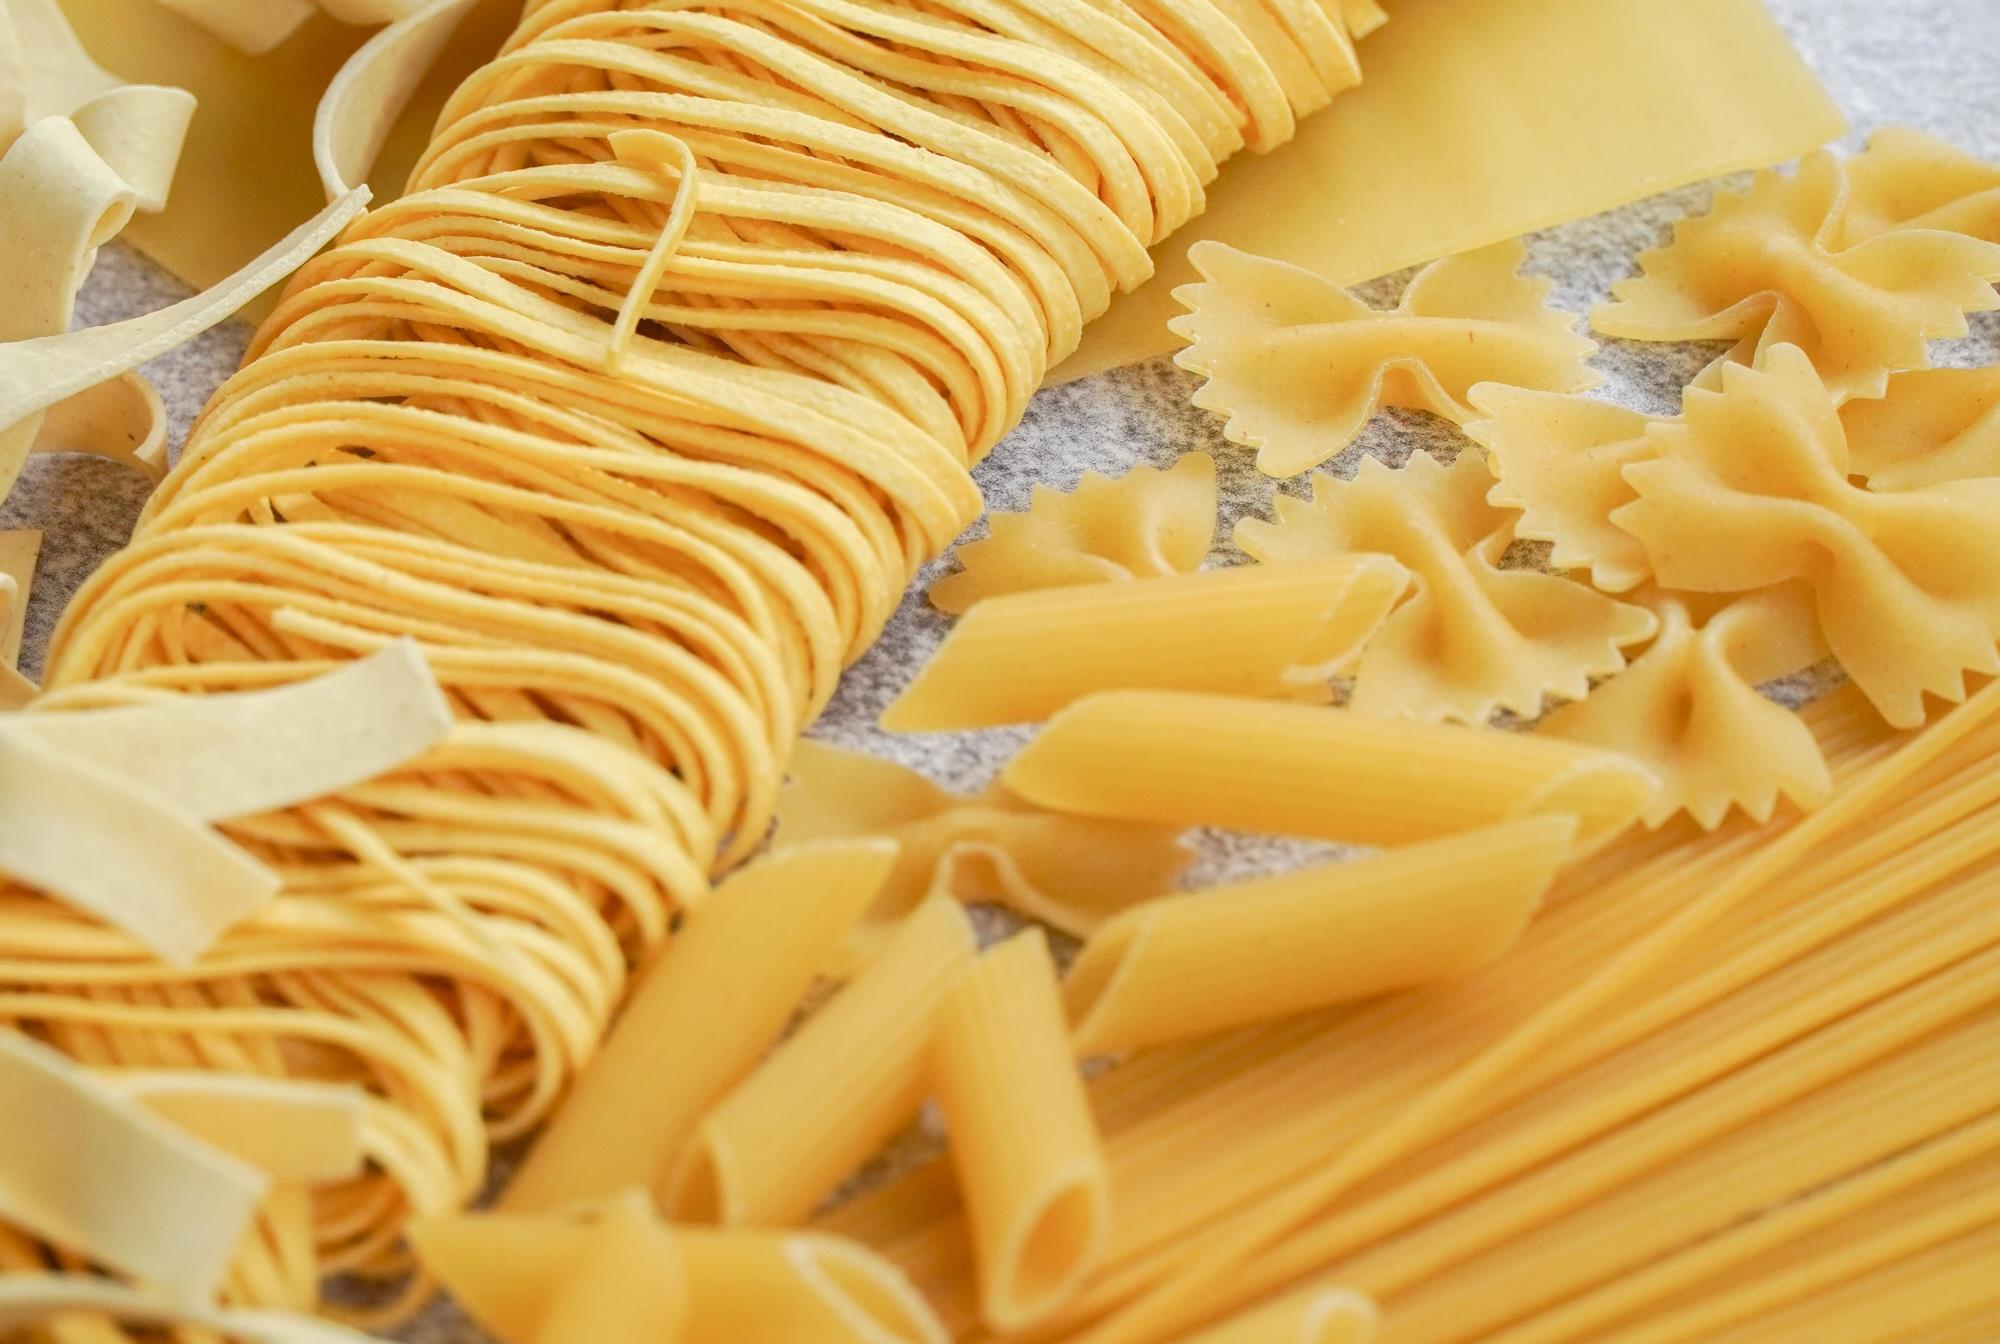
[
  {"xmin": 1591, "ymin": 150, "xmax": 2000, "ymax": 402},
  {"xmin": 1614, "ymin": 345, "xmax": 2000, "ymax": 730},
  {"xmin": 1172, "ymin": 239, "xmax": 1600, "ymax": 479},
  {"xmin": 1235, "ymin": 450, "xmax": 1656, "ymax": 724}
]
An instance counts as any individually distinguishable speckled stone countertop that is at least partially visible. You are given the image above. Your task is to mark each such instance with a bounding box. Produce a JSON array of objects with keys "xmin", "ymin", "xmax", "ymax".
[{"xmin": 5, "ymin": 0, "xmax": 1997, "ymax": 1335}]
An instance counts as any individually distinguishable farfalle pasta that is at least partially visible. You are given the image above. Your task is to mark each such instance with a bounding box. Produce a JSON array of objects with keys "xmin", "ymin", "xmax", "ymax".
[
  {"xmin": 1591, "ymin": 147, "xmax": 2000, "ymax": 401},
  {"xmin": 1540, "ymin": 588, "xmax": 1830, "ymax": 829},
  {"xmin": 1235, "ymin": 451, "xmax": 1656, "ymax": 723},
  {"xmin": 1173, "ymin": 240, "xmax": 1599, "ymax": 478},
  {"xmin": 929, "ymin": 455, "xmax": 1217, "ymax": 615},
  {"xmin": 773, "ymin": 740, "xmax": 1193, "ymax": 966},
  {"xmin": 1468, "ymin": 384, "xmax": 1659, "ymax": 594},
  {"xmin": 1840, "ymin": 365, "xmax": 2000, "ymax": 491},
  {"xmin": 1615, "ymin": 344, "xmax": 2000, "ymax": 729},
  {"xmin": 1840, "ymin": 127, "xmax": 2000, "ymax": 246}
]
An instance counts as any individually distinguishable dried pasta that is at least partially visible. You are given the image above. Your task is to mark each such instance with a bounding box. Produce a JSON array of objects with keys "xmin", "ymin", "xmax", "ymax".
[
  {"xmin": 1001, "ymin": 690, "xmax": 1656, "ymax": 850},
  {"xmin": 1591, "ymin": 145, "xmax": 2000, "ymax": 401},
  {"xmin": 1840, "ymin": 365, "xmax": 2000, "ymax": 490},
  {"xmin": 0, "ymin": 1273, "xmax": 386, "ymax": 1343},
  {"xmin": 1236, "ymin": 452, "xmax": 1656, "ymax": 722},
  {"xmin": 1185, "ymin": 1286, "xmax": 1377, "ymax": 1344},
  {"xmin": 1839, "ymin": 127, "xmax": 2000, "ymax": 246},
  {"xmin": 1065, "ymin": 816, "xmax": 1573, "ymax": 1055},
  {"xmin": 1173, "ymin": 241, "xmax": 1598, "ymax": 478},
  {"xmin": 1539, "ymin": 589, "xmax": 1829, "ymax": 829},
  {"xmin": 929, "ymin": 455, "xmax": 1218, "ymax": 615},
  {"xmin": 504, "ymin": 840, "xmax": 898, "ymax": 1214},
  {"xmin": 668, "ymin": 898, "xmax": 976, "ymax": 1227},
  {"xmin": 887, "ymin": 558, "xmax": 1407, "ymax": 730},
  {"xmin": 1466, "ymin": 386, "xmax": 1658, "ymax": 594},
  {"xmin": 15, "ymin": 0, "xmax": 1370, "ymax": 1302},
  {"xmin": 934, "ymin": 929, "xmax": 1109, "ymax": 1331},
  {"xmin": 773, "ymin": 739, "xmax": 1193, "ymax": 967},
  {"xmin": 1614, "ymin": 344, "xmax": 2000, "ymax": 729}
]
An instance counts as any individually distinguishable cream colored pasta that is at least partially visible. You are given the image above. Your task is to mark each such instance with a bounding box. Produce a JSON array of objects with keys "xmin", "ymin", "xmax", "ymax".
[
  {"xmin": 886, "ymin": 558, "xmax": 1407, "ymax": 730},
  {"xmin": 1065, "ymin": 815, "xmax": 1574, "ymax": 1055},
  {"xmin": 934, "ymin": 929, "xmax": 1109, "ymax": 1331},
  {"xmin": 1838, "ymin": 127, "xmax": 2000, "ymax": 246},
  {"xmin": 1839, "ymin": 366, "xmax": 2000, "ymax": 490}
]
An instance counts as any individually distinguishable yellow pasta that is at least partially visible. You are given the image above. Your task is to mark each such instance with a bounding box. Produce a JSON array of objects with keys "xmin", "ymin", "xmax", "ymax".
[
  {"xmin": 0, "ymin": 530, "xmax": 39, "ymax": 672},
  {"xmin": 1001, "ymin": 690, "xmax": 1657, "ymax": 850},
  {"xmin": 112, "ymin": 1072, "xmax": 365, "ymax": 1185},
  {"xmin": 1183, "ymin": 1285, "xmax": 1378, "ymax": 1344},
  {"xmin": 1591, "ymin": 143, "xmax": 2000, "ymax": 400},
  {"xmin": 0, "ymin": 1272, "xmax": 386, "ymax": 1343},
  {"xmin": 885, "ymin": 559, "xmax": 1407, "ymax": 731},
  {"xmin": 934, "ymin": 929, "xmax": 1109, "ymax": 1331},
  {"xmin": 532, "ymin": 1197, "xmax": 687, "ymax": 1344},
  {"xmin": 668, "ymin": 897, "xmax": 976, "ymax": 1227},
  {"xmin": 1840, "ymin": 127, "xmax": 2000, "ymax": 246},
  {"xmin": 773, "ymin": 740, "xmax": 1192, "ymax": 969},
  {"xmin": 1172, "ymin": 240, "xmax": 1598, "ymax": 479},
  {"xmin": 1235, "ymin": 452, "xmax": 1657, "ymax": 722},
  {"xmin": 504, "ymin": 839, "xmax": 898, "ymax": 1213},
  {"xmin": 1840, "ymin": 365, "xmax": 2000, "ymax": 490},
  {"xmin": 930, "ymin": 455, "xmax": 1218, "ymax": 616},
  {"xmin": 1065, "ymin": 816, "xmax": 1574, "ymax": 1055}
]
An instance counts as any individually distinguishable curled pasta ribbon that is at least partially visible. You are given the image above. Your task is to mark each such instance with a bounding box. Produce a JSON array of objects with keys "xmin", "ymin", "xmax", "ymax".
[
  {"xmin": 1173, "ymin": 239, "xmax": 1599, "ymax": 478},
  {"xmin": 1616, "ymin": 344, "xmax": 2000, "ymax": 730},
  {"xmin": 1591, "ymin": 146, "xmax": 2000, "ymax": 402},
  {"xmin": 774, "ymin": 739, "xmax": 1193, "ymax": 971},
  {"xmin": 1540, "ymin": 588, "xmax": 1832, "ymax": 830},
  {"xmin": 930, "ymin": 453, "xmax": 1218, "ymax": 614},
  {"xmin": 1236, "ymin": 451, "xmax": 1656, "ymax": 723},
  {"xmin": 24, "ymin": 0, "xmax": 1363, "ymax": 1308}
]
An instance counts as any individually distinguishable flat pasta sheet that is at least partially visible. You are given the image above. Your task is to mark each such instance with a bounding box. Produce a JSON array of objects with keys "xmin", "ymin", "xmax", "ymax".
[{"xmin": 1053, "ymin": 0, "xmax": 1847, "ymax": 381}]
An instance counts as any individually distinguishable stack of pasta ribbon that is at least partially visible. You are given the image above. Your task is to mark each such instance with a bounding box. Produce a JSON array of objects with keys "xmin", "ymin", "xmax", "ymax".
[{"xmin": 0, "ymin": 0, "xmax": 1376, "ymax": 1331}]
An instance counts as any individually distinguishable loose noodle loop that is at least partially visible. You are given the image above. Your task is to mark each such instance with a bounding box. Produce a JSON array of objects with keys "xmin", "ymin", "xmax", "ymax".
[{"xmin": 13, "ymin": 0, "xmax": 1359, "ymax": 1315}]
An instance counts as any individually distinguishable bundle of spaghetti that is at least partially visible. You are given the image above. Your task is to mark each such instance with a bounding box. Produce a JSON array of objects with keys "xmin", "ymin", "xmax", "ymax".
[
  {"xmin": 822, "ymin": 679, "xmax": 2000, "ymax": 1340},
  {"xmin": 2, "ymin": 0, "xmax": 1369, "ymax": 1319}
]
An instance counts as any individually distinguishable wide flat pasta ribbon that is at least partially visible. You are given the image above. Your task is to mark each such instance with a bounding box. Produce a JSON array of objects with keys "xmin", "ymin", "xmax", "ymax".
[
  {"xmin": 1173, "ymin": 240, "xmax": 1599, "ymax": 478},
  {"xmin": 1467, "ymin": 384, "xmax": 1660, "ymax": 595},
  {"xmin": 1591, "ymin": 148, "xmax": 2000, "ymax": 402},
  {"xmin": 1540, "ymin": 588, "xmax": 1832, "ymax": 829},
  {"xmin": 1615, "ymin": 344, "xmax": 2000, "ymax": 729},
  {"xmin": 929, "ymin": 454, "xmax": 1216, "ymax": 614},
  {"xmin": 0, "ymin": 1275, "xmax": 390, "ymax": 1342},
  {"xmin": 0, "ymin": 528, "xmax": 38, "ymax": 671},
  {"xmin": 1840, "ymin": 365, "xmax": 2000, "ymax": 491},
  {"xmin": 1236, "ymin": 451, "xmax": 1656, "ymax": 723},
  {"xmin": 0, "ymin": 1028, "xmax": 268, "ymax": 1304},
  {"xmin": 774, "ymin": 739, "xmax": 1194, "ymax": 969}
]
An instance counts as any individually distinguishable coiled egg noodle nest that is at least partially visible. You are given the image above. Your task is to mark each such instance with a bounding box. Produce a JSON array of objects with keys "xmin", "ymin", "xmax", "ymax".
[{"xmin": 7, "ymin": 0, "xmax": 1361, "ymax": 1321}]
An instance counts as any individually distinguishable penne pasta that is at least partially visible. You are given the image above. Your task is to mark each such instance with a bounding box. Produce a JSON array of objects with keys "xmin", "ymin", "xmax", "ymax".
[
  {"xmin": 1183, "ymin": 1285, "xmax": 1379, "ymax": 1344},
  {"xmin": 504, "ymin": 840, "xmax": 900, "ymax": 1213},
  {"xmin": 1002, "ymin": 691, "xmax": 1656, "ymax": 849},
  {"xmin": 414, "ymin": 1201, "xmax": 948, "ymax": 1344},
  {"xmin": 1065, "ymin": 816, "xmax": 1574, "ymax": 1055},
  {"xmin": 882, "ymin": 559, "xmax": 1407, "ymax": 731},
  {"xmin": 667, "ymin": 897, "xmax": 976, "ymax": 1226},
  {"xmin": 934, "ymin": 929, "xmax": 1110, "ymax": 1330}
]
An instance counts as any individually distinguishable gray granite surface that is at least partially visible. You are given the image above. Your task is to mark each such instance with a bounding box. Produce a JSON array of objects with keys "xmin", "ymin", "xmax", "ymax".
[{"xmin": 6, "ymin": 1, "xmax": 1998, "ymax": 1335}]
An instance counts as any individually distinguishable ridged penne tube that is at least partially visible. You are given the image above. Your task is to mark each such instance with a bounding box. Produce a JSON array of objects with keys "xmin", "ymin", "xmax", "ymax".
[
  {"xmin": 1183, "ymin": 1285, "xmax": 1379, "ymax": 1343},
  {"xmin": 415, "ymin": 1205, "xmax": 948, "ymax": 1344},
  {"xmin": 668, "ymin": 897, "xmax": 977, "ymax": 1225},
  {"xmin": 1066, "ymin": 816, "xmax": 1576, "ymax": 1055},
  {"xmin": 935, "ymin": 929, "xmax": 1111, "ymax": 1330},
  {"xmin": 504, "ymin": 839, "xmax": 899, "ymax": 1212},
  {"xmin": 1002, "ymin": 691, "xmax": 1657, "ymax": 849},
  {"xmin": 677, "ymin": 1227, "xmax": 949, "ymax": 1344},
  {"xmin": 882, "ymin": 558, "xmax": 1408, "ymax": 730}
]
